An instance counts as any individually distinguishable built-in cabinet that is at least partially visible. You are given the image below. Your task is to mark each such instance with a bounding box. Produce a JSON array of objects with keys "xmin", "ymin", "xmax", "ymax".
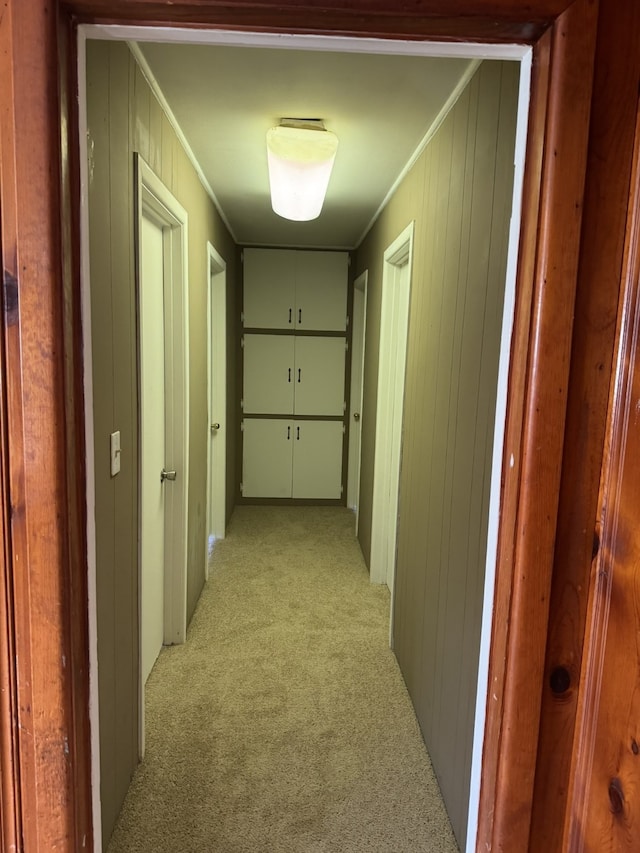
[{"xmin": 241, "ymin": 248, "xmax": 349, "ymax": 500}]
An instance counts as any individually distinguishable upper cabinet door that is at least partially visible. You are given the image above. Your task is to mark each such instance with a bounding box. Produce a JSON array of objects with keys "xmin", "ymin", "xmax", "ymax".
[
  {"xmin": 243, "ymin": 248, "xmax": 297, "ymax": 329},
  {"xmin": 294, "ymin": 251, "xmax": 349, "ymax": 331}
]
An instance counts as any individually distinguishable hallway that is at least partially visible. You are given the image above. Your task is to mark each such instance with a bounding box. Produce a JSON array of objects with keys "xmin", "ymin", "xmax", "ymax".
[{"xmin": 106, "ymin": 507, "xmax": 459, "ymax": 852}]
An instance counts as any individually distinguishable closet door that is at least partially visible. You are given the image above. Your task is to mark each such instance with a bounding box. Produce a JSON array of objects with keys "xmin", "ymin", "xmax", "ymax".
[
  {"xmin": 294, "ymin": 251, "xmax": 349, "ymax": 331},
  {"xmin": 292, "ymin": 421, "xmax": 344, "ymax": 499},
  {"xmin": 243, "ymin": 248, "xmax": 297, "ymax": 329},
  {"xmin": 243, "ymin": 334, "xmax": 295, "ymax": 414},
  {"xmin": 242, "ymin": 419, "xmax": 293, "ymax": 498},
  {"xmin": 293, "ymin": 336, "xmax": 346, "ymax": 416}
]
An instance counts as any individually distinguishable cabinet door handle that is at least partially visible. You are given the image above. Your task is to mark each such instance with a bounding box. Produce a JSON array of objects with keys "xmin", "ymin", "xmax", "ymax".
[
  {"xmin": 298, "ymin": 308, "xmax": 302, "ymax": 324},
  {"xmin": 288, "ymin": 368, "xmax": 291, "ymax": 383},
  {"xmin": 289, "ymin": 308, "xmax": 292, "ymax": 324},
  {"xmin": 287, "ymin": 425, "xmax": 291, "ymax": 440},
  {"xmin": 296, "ymin": 426, "xmax": 300, "ymax": 440},
  {"xmin": 298, "ymin": 368, "xmax": 301, "ymax": 383}
]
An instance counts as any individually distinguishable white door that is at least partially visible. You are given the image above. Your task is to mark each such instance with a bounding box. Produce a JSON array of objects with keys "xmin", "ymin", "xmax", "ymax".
[
  {"xmin": 243, "ymin": 334, "xmax": 295, "ymax": 414},
  {"xmin": 292, "ymin": 420, "xmax": 344, "ymax": 499},
  {"xmin": 207, "ymin": 244, "xmax": 227, "ymax": 553},
  {"xmin": 242, "ymin": 419, "xmax": 293, "ymax": 497},
  {"xmin": 140, "ymin": 215, "xmax": 165, "ymax": 684},
  {"xmin": 347, "ymin": 273, "xmax": 367, "ymax": 515},
  {"xmin": 293, "ymin": 336, "xmax": 346, "ymax": 416}
]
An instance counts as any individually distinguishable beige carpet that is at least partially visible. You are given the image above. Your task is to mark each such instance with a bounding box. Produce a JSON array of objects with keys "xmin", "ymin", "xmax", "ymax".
[{"xmin": 106, "ymin": 506, "xmax": 459, "ymax": 852}]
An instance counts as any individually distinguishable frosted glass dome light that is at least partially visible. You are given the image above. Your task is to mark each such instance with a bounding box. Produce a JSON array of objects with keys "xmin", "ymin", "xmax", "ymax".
[{"xmin": 266, "ymin": 121, "xmax": 339, "ymax": 221}]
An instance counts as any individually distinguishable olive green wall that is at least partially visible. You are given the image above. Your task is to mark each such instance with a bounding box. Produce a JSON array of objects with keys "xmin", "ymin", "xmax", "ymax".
[
  {"xmin": 86, "ymin": 40, "xmax": 239, "ymax": 846},
  {"xmin": 355, "ymin": 60, "xmax": 518, "ymax": 846}
]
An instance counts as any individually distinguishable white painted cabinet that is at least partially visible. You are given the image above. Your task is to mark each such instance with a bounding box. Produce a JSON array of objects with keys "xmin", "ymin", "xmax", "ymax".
[
  {"xmin": 242, "ymin": 248, "xmax": 349, "ymax": 500},
  {"xmin": 242, "ymin": 419, "xmax": 343, "ymax": 500},
  {"xmin": 242, "ymin": 249, "xmax": 297, "ymax": 329},
  {"xmin": 244, "ymin": 248, "xmax": 348, "ymax": 331},
  {"xmin": 243, "ymin": 334, "xmax": 345, "ymax": 417},
  {"xmin": 243, "ymin": 335, "xmax": 295, "ymax": 414},
  {"xmin": 242, "ymin": 419, "xmax": 294, "ymax": 498},
  {"xmin": 293, "ymin": 337, "xmax": 346, "ymax": 415},
  {"xmin": 292, "ymin": 421, "xmax": 344, "ymax": 498}
]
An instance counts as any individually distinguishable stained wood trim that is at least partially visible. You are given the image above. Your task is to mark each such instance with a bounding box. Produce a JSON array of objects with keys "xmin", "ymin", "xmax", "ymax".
[
  {"xmin": 0, "ymin": 3, "xmax": 25, "ymax": 848},
  {"xmin": 562, "ymin": 92, "xmax": 640, "ymax": 852},
  {"xmin": 529, "ymin": 3, "xmax": 640, "ymax": 848},
  {"xmin": 61, "ymin": 1, "xmax": 571, "ymax": 43},
  {"xmin": 0, "ymin": 0, "xmax": 625, "ymax": 850},
  {"xmin": 478, "ymin": 0, "xmax": 599, "ymax": 848},
  {"xmin": 0, "ymin": 1, "xmax": 93, "ymax": 849}
]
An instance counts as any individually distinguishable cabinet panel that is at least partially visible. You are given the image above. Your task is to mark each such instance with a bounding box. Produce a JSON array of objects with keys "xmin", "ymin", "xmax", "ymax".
[
  {"xmin": 243, "ymin": 248, "xmax": 297, "ymax": 329},
  {"xmin": 293, "ymin": 336, "xmax": 346, "ymax": 416},
  {"xmin": 294, "ymin": 251, "xmax": 349, "ymax": 331},
  {"xmin": 243, "ymin": 335, "xmax": 294, "ymax": 414},
  {"xmin": 242, "ymin": 419, "xmax": 293, "ymax": 498},
  {"xmin": 292, "ymin": 421, "xmax": 344, "ymax": 499}
]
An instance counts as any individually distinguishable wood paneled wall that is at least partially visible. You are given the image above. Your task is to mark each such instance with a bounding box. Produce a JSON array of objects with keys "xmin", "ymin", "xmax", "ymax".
[
  {"xmin": 355, "ymin": 61, "xmax": 518, "ymax": 845},
  {"xmin": 86, "ymin": 40, "xmax": 239, "ymax": 845}
]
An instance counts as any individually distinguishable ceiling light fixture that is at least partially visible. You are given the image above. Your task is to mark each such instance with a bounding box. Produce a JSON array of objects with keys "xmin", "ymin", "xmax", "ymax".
[{"xmin": 266, "ymin": 119, "xmax": 339, "ymax": 222}]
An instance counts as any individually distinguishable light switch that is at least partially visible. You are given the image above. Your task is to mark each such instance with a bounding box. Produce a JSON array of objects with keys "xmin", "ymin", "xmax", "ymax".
[{"xmin": 110, "ymin": 431, "xmax": 121, "ymax": 477}]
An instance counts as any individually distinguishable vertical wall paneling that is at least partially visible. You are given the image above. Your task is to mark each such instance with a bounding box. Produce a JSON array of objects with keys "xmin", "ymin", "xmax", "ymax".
[
  {"xmin": 85, "ymin": 40, "xmax": 239, "ymax": 845},
  {"xmin": 355, "ymin": 61, "xmax": 518, "ymax": 846}
]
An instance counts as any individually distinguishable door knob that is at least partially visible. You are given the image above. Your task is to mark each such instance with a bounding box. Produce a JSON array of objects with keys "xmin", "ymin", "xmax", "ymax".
[
  {"xmin": 211, "ymin": 422, "xmax": 220, "ymax": 431},
  {"xmin": 160, "ymin": 468, "xmax": 177, "ymax": 483},
  {"xmin": 353, "ymin": 412, "xmax": 360, "ymax": 421}
]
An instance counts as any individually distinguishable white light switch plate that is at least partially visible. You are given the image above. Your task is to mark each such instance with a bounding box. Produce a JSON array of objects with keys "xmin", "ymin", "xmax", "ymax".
[{"xmin": 110, "ymin": 431, "xmax": 121, "ymax": 477}]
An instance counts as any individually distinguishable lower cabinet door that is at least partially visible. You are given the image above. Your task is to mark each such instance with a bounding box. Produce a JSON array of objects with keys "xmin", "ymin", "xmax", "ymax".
[
  {"xmin": 242, "ymin": 419, "xmax": 293, "ymax": 498},
  {"xmin": 292, "ymin": 420, "xmax": 344, "ymax": 499}
]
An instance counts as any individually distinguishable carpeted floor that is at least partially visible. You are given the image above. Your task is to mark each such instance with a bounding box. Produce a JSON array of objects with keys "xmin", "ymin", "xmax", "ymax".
[{"xmin": 106, "ymin": 506, "xmax": 459, "ymax": 852}]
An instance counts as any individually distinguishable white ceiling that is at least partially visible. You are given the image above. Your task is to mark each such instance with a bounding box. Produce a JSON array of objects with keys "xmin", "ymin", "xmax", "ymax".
[{"xmin": 137, "ymin": 41, "xmax": 475, "ymax": 249}]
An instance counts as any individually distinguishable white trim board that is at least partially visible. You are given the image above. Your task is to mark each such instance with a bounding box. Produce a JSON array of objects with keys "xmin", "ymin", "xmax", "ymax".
[{"xmin": 369, "ymin": 222, "xmax": 414, "ymax": 605}]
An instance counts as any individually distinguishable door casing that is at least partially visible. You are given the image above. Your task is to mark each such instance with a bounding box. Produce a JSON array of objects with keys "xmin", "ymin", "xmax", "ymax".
[
  {"xmin": 135, "ymin": 156, "xmax": 190, "ymax": 755},
  {"xmin": 2, "ymin": 1, "xmax": 625, "ymax": 851}
]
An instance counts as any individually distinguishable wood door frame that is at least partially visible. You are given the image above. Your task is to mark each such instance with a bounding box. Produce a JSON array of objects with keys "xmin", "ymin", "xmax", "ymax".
[
  {"xmin": 370, "ymin": 222, "xmax": 414, "ymax": 590},
  {"xmin": 206, "ymin": 241, "xmax": 227, "ymax": 572},
  {"xmin": 4, "ymin": 1, "xmax": 638, "ymax": 851}
]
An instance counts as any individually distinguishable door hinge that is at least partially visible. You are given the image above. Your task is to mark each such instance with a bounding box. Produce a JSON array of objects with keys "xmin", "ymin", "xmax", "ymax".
[
  {"xmin": 241, "ymin": 420, "xmax": 245, "ymax": 431},
  {"xmin": 343, "ymin": 401, "xmax": 347, "ymax": 413},
  {"xmin": 340, "ymin": 483, "xmax": 344, "ymax": 494},
  {"xmin": 342, "ymin": 423, "xmax": 346, "ymax": 434},
  {"xmin": 345, "ymin": 339, "xmax": 349, "ymax": 350},
  {"xmin": 241, "ymin": 336, "xmax": 245, "ymax": 348},
  {"xmin": 241, "ymin": 311, "xmax": 245, "ymax": 324},
  {"xmin": 240, "ymin": 482, "xmax": 244, "ymax": 494},
  {"xmin": 241, "ymin": 399, "xmax": 244, "ymax": 410}
]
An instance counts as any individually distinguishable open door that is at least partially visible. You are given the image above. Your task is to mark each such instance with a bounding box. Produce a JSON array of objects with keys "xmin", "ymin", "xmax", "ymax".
[
  {"xmin": 206, "ymin": 242, "xmax": 227, "ymax": 573},
  {"xmin": 347, "ymin": 270, "xmax": 367, "ymax": 529}
]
